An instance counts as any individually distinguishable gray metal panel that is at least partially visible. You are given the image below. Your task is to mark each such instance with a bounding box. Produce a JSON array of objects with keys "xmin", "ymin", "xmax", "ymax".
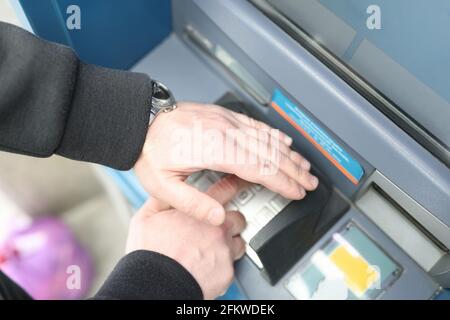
[
  {"xmin": 349, "ymin": 39, "xmax": 450, "ymax": 148},
  {"xmin": 236, "ymin": 207, "xmax": 440, "ymax": 300},
  {"xmin": 267, "ymin": 0, "xmax": 357, "ymax": 57},
  {"xmin": 132, "ymin": 34, "xmax": 229, "ymax": 103},
  {"xmin": 185, "ymin": 0, "xmax": 450, "ymax": 226},
  {"xmin": 357, "ymin": 171, "xmax": 450, "ymax": 250},
  {"xmin": 131, "ymin": 1, "xmax": 446, "ymax": 299},
  {"xmin": 173, "ymin": 0, "xmax": 374, "ymax": 198}
]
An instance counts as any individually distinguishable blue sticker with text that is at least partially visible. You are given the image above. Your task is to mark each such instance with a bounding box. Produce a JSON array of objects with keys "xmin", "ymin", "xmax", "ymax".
[{"xmin": 271, "ymin": 89, "xmax": 364, "ymax": 184}]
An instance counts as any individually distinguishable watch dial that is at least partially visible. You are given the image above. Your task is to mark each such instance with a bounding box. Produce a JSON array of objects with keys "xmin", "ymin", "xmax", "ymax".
[{"xmin": 154, "ymin": 86, "xmax": 170, "ymax": 100}]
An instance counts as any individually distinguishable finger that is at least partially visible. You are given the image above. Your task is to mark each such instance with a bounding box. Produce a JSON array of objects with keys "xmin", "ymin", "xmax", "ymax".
[
  {"xmin": 256, "ymin": 161, "xmax": 306, "ymax": 199},
  {"xmin": 276, "ymin": 152, "xmax": 319, "ymax": 191},
  {"xmin": 208, "ymin": 107, "xmax": 311, "ymax": 171},
  {"xmin": 211, "ymin": 144, "xmax": 305, "ymax": 199},
  {"xmin": 232, "ymin": 134, "xmax": 317, "ymax": 192},
  {"xmin": 239, "ymin": 126, "xmax": 293, "ymax": 160},
  {"xmin": 206, "ymin": 175, "xmax": 250, "ymax": 205},
  {"xmin": 244, "ymin": 127, "xmax": 311, "ymax": 171},
  {"xmin": 231, "ymin": 236, "xmax": 246, "ymax": 260},
  {"xmin": 289, "ymin": 150, "xmax": 311, "ymax": 170},
  {"xmin": 212, "ymin": 106, "xmax": 293, "ymax": 148},
  {"xmin": 231, "ymin": 112, "xmax": 293, "ymax": 146},
  {"xmin": 223, "ymin": 211, "xmax": 247, "ymax": 236},
  {"xmin": 159, "ymin": 178, "xmax": 226, "ymax": 225},
  {"xmin": 224, "ymin": 110, "xmax": 312, "ymax": 171},
  {"xmin": 204, "ymin": 106, "xmax": 303, "ymax": 173},
  {"xmin": 236, "ymin": 126, "xmax": 311, "ymax": 170}
]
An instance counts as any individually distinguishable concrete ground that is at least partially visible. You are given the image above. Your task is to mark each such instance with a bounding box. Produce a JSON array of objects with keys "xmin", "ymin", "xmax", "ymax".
[{"xmin": 0, "ymin": 2, "xmax": 129, "ymax": 298}]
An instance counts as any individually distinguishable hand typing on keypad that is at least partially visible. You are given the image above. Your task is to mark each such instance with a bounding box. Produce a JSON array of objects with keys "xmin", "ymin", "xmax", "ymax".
[{"xmin": 188, "ymin": 171, "xmax": 292, "ymax": 268}]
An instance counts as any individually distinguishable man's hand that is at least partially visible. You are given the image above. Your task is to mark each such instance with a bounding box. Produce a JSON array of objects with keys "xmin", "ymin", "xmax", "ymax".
[
  {"xmin": 135, "ymin": 102, "xmax": 319, "ymax": 225},
  {"xmin": 126, "ymin": 175, "xmax": 248, "ymax": 300}
]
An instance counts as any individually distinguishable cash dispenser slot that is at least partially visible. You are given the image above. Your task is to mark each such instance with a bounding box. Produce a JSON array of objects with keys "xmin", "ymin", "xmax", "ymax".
[{"xmin": 356, "ymin": 171, "xmax": 450, "ymax": 288}]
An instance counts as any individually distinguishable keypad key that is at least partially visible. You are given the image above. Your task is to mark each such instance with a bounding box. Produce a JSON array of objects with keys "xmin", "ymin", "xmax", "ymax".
[
  {"xmin": 235, "ymin": 189, "xmax": 254, "ymax": 206},
  {"xmin": 270, "ymin": 194, "xmax": 291, "ymax": 212}
]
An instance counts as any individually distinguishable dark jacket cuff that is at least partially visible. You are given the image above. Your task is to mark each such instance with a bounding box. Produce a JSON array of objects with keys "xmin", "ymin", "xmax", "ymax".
[
  {"xmin": 94, "ymin": 250, "xmax": 204, "ymax": 300},
  {"xmin": 56, "ymin": 62, "xmax": 152, "ymax": 170}
]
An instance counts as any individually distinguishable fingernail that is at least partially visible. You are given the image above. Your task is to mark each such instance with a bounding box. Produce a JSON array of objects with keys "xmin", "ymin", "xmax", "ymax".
[
  {"xmin": 299, "ymin": 188, "xmax": 306, "ymax": 199},
  {"xmin": 284, "ymin": 136, "xmax": 293, "ymax": 146},
  {"xmin": 301, "ymin": 160, "xmax": 311, "ymax": 171},
  {"xmin": 208, "ymin": 207, "xmax": 225, "ymax": 225},
  {"xmin": 310, "ymin": 176, "xmax": 319, "ymax": 189}
]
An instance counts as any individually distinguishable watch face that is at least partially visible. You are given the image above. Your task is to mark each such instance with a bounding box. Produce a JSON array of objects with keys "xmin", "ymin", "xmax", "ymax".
[
  {"xmin": 152, "ymin": 81, "xmax": 175, "ymax": 110},
  {"xmin": 153, "ymin": 85, "xmax": 170, "ymax": 100}
]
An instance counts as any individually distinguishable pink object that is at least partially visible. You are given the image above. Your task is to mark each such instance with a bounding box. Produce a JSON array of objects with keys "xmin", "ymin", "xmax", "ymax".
[{"xmin": 0, "ymin": 217, "xmax": 93, "ymax": 300}]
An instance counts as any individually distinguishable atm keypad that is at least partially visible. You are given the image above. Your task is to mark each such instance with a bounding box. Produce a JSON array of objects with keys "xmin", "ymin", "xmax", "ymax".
[
  {"xmin": 236, "ymin": 189, "xmax": 255, "ymax": 206},
  {"xmin": 188, "ymin": 170, "xmax": 292, "ymax": 268}
]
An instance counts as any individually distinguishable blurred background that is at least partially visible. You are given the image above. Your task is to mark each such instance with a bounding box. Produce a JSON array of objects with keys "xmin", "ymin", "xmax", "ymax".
[{"xmin": 0, "ymin": 1, "xmax": 130, "ymax": 298}]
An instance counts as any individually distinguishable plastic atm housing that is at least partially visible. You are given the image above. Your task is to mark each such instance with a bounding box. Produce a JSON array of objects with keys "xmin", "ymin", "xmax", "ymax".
[
  {"xmin": 250, "ymin": 179, "xmax": 349, "ymax": 284},
  {"xmin": 218, "ymin": 93, "xmax": 350, "ymax": 284}
]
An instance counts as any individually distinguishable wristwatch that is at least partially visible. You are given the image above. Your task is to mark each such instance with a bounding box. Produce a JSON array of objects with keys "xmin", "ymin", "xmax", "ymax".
[{"xmin": 149, "ymin": 80, "xmax": 177, "ymax": 125}]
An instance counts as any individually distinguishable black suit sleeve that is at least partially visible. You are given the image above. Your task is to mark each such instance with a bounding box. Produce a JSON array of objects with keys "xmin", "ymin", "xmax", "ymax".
[
  {"xmin": 0, "ymin": 23, "xmax": 204, "ymax": 301},
  {"xmin": 0, "ymin": 251, "xmax": 203, "ymax": 300},
  {"xmin": 0, "ymin": 270, "xmax": 32, "ymax": 300},
  {"xmin": 93, "ymin": 251, "xmax": 203, "ymax": 300},
  {"xmin": 0, "ymin": 22, "xmax": 151, "ymax": 170}
]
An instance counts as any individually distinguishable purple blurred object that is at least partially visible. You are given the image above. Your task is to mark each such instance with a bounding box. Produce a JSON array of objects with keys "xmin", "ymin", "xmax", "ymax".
[{"xmin": 0, "ymin": 217, "xmax": 93, "ymax": 300}]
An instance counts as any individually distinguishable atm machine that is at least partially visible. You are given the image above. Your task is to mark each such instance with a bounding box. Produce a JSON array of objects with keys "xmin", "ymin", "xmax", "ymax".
[
  {"xmin": 15, "ymin": 0, "xmax": 450, "ymax": 299},
  {"xmin": 133, "ymin": 0, "xmax": 450, "ymax": 300}
]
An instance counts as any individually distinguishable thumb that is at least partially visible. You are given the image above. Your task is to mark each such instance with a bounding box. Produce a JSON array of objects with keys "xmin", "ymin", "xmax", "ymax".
[
  {"xmin": 145, "ymin": 197, "xmax": 172, "ymax": 212},
  {"xmin": 159, "ymin": 178, "xmax": 226, "ymax": 225}
]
